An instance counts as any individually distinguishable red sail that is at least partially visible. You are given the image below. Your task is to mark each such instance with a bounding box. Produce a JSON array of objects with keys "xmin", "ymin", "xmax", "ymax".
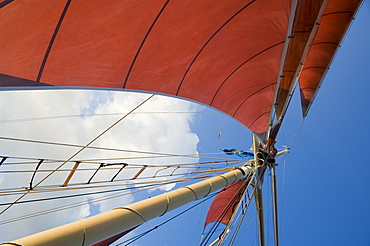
[
  {"xmin": 298, "ymin": 0, "xmax": 362, "ymax": 117},
  {"xmin": 205, "ymin": 179, "xmax": 247, "ymax": 226},
  {"xmin": 0, "ymin": 0, "xmax": 292, "ymax": 140},
  {"xmin": 0, "ymin": 0, "xmax": 361, "ymax": 140},
  {"xmin": 91, "ymin": 226, "xmax": 138, "ymax": 246}
]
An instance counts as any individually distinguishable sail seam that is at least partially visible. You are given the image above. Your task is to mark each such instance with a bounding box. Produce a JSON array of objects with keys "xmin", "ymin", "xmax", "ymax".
[
  {"xmin": 175, "ymin": 0, "xmax": 256, "ymax": 96},
  {"xmin": 122, "ymin": 0, "xmax": 170, "ymax": 89},
  {"xmin": 0, "ymin": 0, "xmax": 14, "ymax": 8},
  {"xmin": 210, "ymin": 41, "xmax": 284, "ymax": 106},
  {"xmin": 36, "ymin": 0, "xmax": 72, "ymax": 82},
  {"xmin": 248, "ymin": 111, "xmax": 270, "ymax": 129},
  {"xmin": 301, "ymin": 66, "xmax": 326, "ymax": 71},
  {"xmin": 322, "ymin": 11, "xmax": 355, "ymax": 17},
  {"xmin": 232, "ymin": 83, "xmax": 275, "ymax": 117}
]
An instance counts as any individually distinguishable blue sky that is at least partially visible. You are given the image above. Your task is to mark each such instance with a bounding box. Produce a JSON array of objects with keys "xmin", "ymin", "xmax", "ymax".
[
  {"xmin": 111, "ymin": 2, "xmax": 370, "ymax": 245},
  {"xmin": 0, "ymin": 2, "xmax": 369, "ymax": 246},
  {"xmin": 135, "ymin": 2, "xmax": 370, "ymax": 245}
]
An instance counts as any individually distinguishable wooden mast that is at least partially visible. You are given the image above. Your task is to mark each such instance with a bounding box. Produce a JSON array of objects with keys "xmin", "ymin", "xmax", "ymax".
[{"xmin": 2, "ymin": 166, "xmax": 253, "ymax": 246}]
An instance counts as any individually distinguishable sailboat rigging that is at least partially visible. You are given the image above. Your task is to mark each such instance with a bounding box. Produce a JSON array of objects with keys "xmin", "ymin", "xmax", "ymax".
[{"xmin": 0, "ymin": 0, "xmax": 368, "ymax": 245}]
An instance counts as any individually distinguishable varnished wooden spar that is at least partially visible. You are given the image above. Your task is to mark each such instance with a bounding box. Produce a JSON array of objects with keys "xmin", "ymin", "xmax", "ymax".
[{"xmin": 2, "ymin": 166, "xmax": 253, "ymax": 246}]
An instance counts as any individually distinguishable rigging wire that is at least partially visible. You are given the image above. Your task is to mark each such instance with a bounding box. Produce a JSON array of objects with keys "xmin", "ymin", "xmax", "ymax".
[
  {"xmin": 0, "ymin": 164, "xmax": 236, "ymax": 173},
  {"xmin": 228, "ymin": 187, "xmax": 257, "ymax": 246},
  {"xmin": 217, "ymin": 170, "xmax": 260, "ymax": 246},
  {"xmin": 277, "ymin": 157, "xmax": 288, "ymax": 244},
  {"xmin": 116, "ymin": 192, "xmax": 219, "ymax": 246},
  {"xmin": 213, "ymin": 116, "xmax": 227, "ymax": 162},
  {"xmin": 0, "ymin": 173, "xmax": 219, "ymax": 197},
  {"xmin": 0, "ymin": 182, "xmax": 164, "ymax": 226},
  {"xmin": 0, "ymin": 159, "xmax": 246, "ymax": 195},
  {"xmin": 0, "ymin": 182, "xmax": 175, "ymax": 206},
  {"xmin": 0, "ymin": 157, "xmax": 242, "ymax": 169},
  {"xmin": 199, "ymin": 170, "xmax": 257, "ymax": 246},
  {"xmin": 288, "ymin": 119, "xmax": 305, "ymax": 149},
  {"xmin": 0, "ymin": 174, "xmax": 211, "ymax": 225},
  {"xmin": 0, "ymin": 137, "xmax": 234, "ymax": 161},
  {"xmin": 0, "ymin": 111, "xmax": 215, "ymax": 125},
  {"xmin": 0, "ymin": 94, "xmax": 155, "ymax": 215},
  {"xmin": 196, "ymin": 115, "xmax": 228, "ymax": 245}
]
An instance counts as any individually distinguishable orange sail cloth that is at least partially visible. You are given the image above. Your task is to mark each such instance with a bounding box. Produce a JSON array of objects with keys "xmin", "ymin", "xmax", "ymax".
[
  {"xmin": 274, "ymin": 0, "xmax": 326, "ymax": 120},
  {"xmin": 0, "ymin": 0, "xmax": 291, "ymax": 140},
  {"xmin": 205, "ymin": 179, "xmax": 247, "ymax": 226},
  {"xmin": 274, "ymin": 0, "xmax": 362, "ymax": 119},
  {"xmin": 91, "ymin": 226, "xmax": 138, "ymax": 246},
  {"xmin": 0, "ymin": 0, "xmax": 361, "ymax": 139},
  {"xmin": 298, "ymin": 0, "xmax": 362, "ymax": 116}
]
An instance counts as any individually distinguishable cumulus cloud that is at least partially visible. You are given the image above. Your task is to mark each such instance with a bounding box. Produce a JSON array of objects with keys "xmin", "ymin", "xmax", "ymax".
[{"xmin": 0, "ymin": 89, "xmax": 200, "ymax": 242}]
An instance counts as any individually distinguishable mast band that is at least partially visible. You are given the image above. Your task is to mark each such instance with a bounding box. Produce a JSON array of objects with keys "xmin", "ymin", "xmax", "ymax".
[{"xmin": 112, "ymin": 207, "xmax": 147, "ymax": 222}]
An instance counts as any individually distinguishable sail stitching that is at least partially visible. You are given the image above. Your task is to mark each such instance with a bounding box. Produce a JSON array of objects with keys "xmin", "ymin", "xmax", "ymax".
[
  {"xmin": 122, "ymin": 0, "xmax": 170, "ymax": 88},
  {"xmin": 210, "ymin": 41, "xmax": 285, "ymax": 106},
  {"xmin": 175, "ymin": 0, "xmax": 257, "ymax": 96},
  {"xmin": 0, "ymin": 0, "xmax": 14, "ymax": 8},
  {"xmin": 247, "ymin": 111, "xmax": 270, "ymax": 129},
  {"xmin": 36, "ymin": 0, "xmax": 72, "ymax": 82},
  {"xmin": 232, "ymin": 83, "xmax": 275, "ymax": 117}
]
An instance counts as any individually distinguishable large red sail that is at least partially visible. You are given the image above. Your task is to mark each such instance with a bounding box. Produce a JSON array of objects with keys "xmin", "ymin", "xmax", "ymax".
[
  {"xmin": 0, "ymin": 0, "xmax": 292, "ymax": 140},
  {"xmin": 298, "ymin": 0, "xmax": 362, "ymax": 116},
  {"xmin": 0, "ymin": 0, "xmax": 361, "ymax": 139}
]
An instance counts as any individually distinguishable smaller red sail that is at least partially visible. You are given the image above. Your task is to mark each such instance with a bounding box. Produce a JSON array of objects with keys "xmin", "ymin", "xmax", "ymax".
[
  {"xmin": 205, "ymin": 179, "xmax": 247, "ymax": 226},
  {"xmin": 91, "ymin": 226, "xmax": 138, "ymax": 246}
]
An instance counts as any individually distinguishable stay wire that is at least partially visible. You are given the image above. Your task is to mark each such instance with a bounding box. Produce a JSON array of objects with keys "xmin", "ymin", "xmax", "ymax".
[
  {"xmin": 0, "ymin": 157, "xmax": 242, "ymax": 170},
  {"xmin": 0, "ymin": 94, "xmax": 155, "ymax": 215},
  {"xmin": 0, "ymin": 136, "xmax": 232, "ymax": 161},
  {"xmin": 218, "ymin": 171, "xmax": 259, "ymax": 246},
  {"xmin": 200, "ymin": 171, "xmax": 256, "ymax": 246},
  {"xmin": 0, "ymin": 180, "xmax": 169, "ymax": 225},
  {"xmin": 0, "ymin": 172, "xmax": 220, "ymax": 196},
  {"xmin": 116, "ymin": 192, "xmax": 219, "ymax": 246},
  {"xmin": 288, "ymin": 119, "xmax": 305, "ymax": 149},
  {"xmin": 212, "ymin": 116, "xmax": 226, "ymax": 162},
  {"xmin": 0, "ymin": 173, "xmax": 227, "ymax": 225},
  {"xmin": 200, "ymin": 188, "xmax": 242, "ymax": 246},
  {"xmin": 0, "ymin": 164, "xmax": 241, "ymax": 196},
  {"xmin": 0, "ymin": 111, "xmax": 215, "ymax": 125},
  {"xmin": 0, "ymin": 179, "xmax": 188, "ymax": 206}
]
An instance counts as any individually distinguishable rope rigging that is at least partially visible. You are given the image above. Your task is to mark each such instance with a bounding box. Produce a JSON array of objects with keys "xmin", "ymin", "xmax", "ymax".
[
  {"xmin": 199, "ymin": 170, "xmax": 259, "ymax": 246},
  {"xmin": 0, "ymin": 169, "xmax": 230, "ymax": 196},
  {"xmin": 0, "ymin": 136, "xmax": 230, "ymax": 160},
  {"xmin": 0, "ymin": 173, "xmax": 218, "ymax": 226},
  {"xmin": 0, "ymin": 111, "xmax": 215, "ymax": 125},
  {"xmin": 0, "ymin": 155, "xmax": 246, "ymax": 196},
  {"xmin": 0, "ymin": 89, "xmax": 298, "ymax": 246},
  {"xmin": 0, "ymin": 94, "xmax": 155, "ymax": 215}
]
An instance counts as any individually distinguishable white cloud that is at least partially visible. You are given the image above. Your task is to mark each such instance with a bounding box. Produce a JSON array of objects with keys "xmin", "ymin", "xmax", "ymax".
[{"xmin": 0, "ymin": 89, "xmax": 200, "ymax": 242}]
